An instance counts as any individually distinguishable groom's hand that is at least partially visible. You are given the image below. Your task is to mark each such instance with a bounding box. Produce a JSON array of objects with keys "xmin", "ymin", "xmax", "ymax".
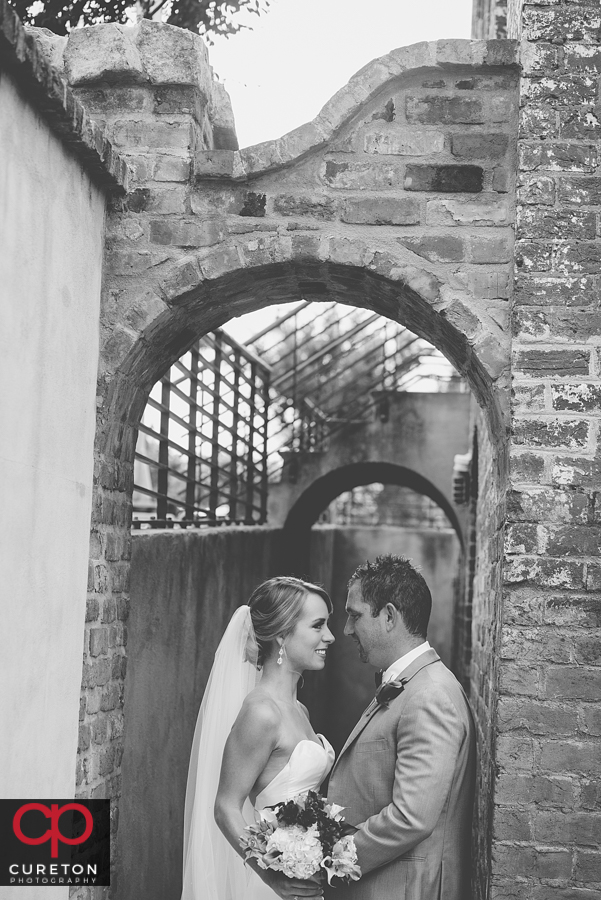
[{"xmin": 261, "ymin": 870, "xmax": 323, "ymax": 899}]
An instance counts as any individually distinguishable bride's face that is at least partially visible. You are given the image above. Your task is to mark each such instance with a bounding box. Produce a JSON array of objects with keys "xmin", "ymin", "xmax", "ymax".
[{"xmin": 283, "ymin": 592, "xmax": 334, "ymax": 672}]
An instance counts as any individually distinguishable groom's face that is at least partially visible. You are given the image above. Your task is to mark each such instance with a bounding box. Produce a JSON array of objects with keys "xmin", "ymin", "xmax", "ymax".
[{"xmin": 344, "ymin": 581, "xmax": 384, "ymax": 666}]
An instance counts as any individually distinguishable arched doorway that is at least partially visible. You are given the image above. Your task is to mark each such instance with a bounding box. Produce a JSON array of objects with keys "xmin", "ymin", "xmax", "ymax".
[
  {"xmin": 89, "ymin": 248, "xmax": 508, "ymax": 899},
  {"xmin": 277, "ymin": 462, "xmax": 464, "ymax": 752}
]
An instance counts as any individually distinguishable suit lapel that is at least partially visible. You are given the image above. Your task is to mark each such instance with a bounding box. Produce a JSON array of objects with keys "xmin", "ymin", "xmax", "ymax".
[{"xmin": 331, "ymin": 649, "xmax": 441, "ymax": 774}]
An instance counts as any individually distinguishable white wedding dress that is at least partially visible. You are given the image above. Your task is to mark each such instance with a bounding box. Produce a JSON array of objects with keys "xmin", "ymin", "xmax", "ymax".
[
  {"xmin": 243, "ymin": 734, "xmax": 336, "ymax": 900},
  {"xmin": 181, "ymin": 607, "xmax": 335, "ymax": 900}
]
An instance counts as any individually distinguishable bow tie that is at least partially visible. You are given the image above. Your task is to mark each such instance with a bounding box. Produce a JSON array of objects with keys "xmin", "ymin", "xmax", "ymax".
[{"xmin": 375, "ymin": 678, "xmax": 406, "ymax": 707}]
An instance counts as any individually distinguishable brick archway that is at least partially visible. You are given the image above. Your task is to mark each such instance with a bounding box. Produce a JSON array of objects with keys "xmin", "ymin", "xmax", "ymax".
[
  {"xmin": 68, "ymin": 28, "xmax": 519, "ymax": 896},
  {"xmin": 89, "ymin": 239, "xmax": 508, "ymax": 896}
]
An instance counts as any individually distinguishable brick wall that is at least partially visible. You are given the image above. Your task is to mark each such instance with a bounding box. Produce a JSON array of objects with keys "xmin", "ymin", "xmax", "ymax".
[
  {"xmin": 496, "ymin": 1, "xmax": 601, "ymax": 896},
  {"xmin": 472, "ymin": 406, "xmax": 508, "ymax": 900}
]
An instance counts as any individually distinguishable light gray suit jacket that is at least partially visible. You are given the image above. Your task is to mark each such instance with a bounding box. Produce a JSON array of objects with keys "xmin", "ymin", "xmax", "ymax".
[{"xmin": 326, "ymin": 649, "xmax": 476, "ymax": 900}]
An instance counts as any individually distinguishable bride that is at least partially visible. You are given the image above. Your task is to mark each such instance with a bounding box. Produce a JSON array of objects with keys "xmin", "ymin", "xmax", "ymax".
[{"xmin": 181, "ymin": 576, "xmax": 336, "ymax": 900}]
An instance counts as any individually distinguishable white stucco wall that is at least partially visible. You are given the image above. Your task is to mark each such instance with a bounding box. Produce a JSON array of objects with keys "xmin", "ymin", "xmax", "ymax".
[{"xmin": 0, "ymin": 66, "xmax": 105, "ymax": 884}]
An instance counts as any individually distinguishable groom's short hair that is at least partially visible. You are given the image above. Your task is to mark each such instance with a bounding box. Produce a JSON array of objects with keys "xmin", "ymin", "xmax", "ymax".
[{"xmin": 349, "ymin": 555, "xmax": 431, "ymax": 639}]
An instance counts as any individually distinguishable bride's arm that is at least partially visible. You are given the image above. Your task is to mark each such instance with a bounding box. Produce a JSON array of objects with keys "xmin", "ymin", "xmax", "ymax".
[
  {"xmin": 214, "ymin": 693, "xmax": 279, "ymax": 854},
  {"xmin": 214, "ymin": 696, "xmax": 322, "ymax": 899}
]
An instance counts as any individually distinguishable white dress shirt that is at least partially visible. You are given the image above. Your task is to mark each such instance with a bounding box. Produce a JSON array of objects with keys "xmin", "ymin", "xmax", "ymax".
[{"xmin": 381, "ymin": 641, "xmax": 431, "ymax": 684}]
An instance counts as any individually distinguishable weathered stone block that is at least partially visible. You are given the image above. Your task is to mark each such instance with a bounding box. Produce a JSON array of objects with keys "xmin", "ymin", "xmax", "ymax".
[
  {"xmin": 555, "ymin": 242, "xmax": 601, "ymax": 275},
  {"xmin": 406, "ymin": 95, "xmax": 484, "ymax": 124},
  {"xmin": 505, "ymin": 522, "xmax": 540, "ymax": 554},
  {"xmin": 544, "ymin": 595, "xmax": 601, "ymax": 628},
  {"xmin": 397, "ymin": 235, "xmax": 464, "ymax": 262},
  {"xmin": 273, "ymin": 195, "xmax": 337, "ymax": 220},
  {"xmin": 322, "ymin": 159, "xmax": 405, "ymax": 190},
  {"xmin": 523, "ymin": 7, "xmax": 601, "ymax": 44},
  {"xmin": 469, "ymin": 235, "xmax": 511, "ymax": 263},
  {"xmin": 363, "ymin": 129, "xmax": 444, "ymax": 156},
  {"xmin": 514, "ymin": 349, "xmax": 590, "ymax": 376},
  {"xmin": 510, "ymin": 452, "xmax": 546, "ymax": 483},
  {"xmin": 559, "ymin": 107, "xmax": 601, "ymax": 140},
  {"xmin": 496, "ymin": 773, "xmax": 575, "ymax": 808},
  {"xmin": 575, "ymin": 851, "xmax": 601, "ymax": 883},
  {"xmin": 153, "ymin": 155, "xmax": 190, "ymax": 182},
  {"xmin": 504, "ymin": 556, "xmax": 584, "ymax": 589},
  {"xmin": 149, "ymin": 219, "xmax": 225, "ymax": 248},
  {"xmin": 426, "ymin": 196, "xmax": 509, "ymax": 226},
  {"xmin": 159, "ymin": 257, "xmax": 202, "ymax": 302},
  {"xmin": 512, "ymin": 417, "xmax": 589, "ymax": 449},
  {"xmin": 542, "ymin": 524, "xmax": 601, "ymax": 556},
  {"xmin": 514, "ymin": 274, "xmax": 598, "ymax": 307},
  {"xmin": 558, "ymin": 175, "xmax": 601, "ymax": 206},
  {"xmin": 493, "ymin": 807, "xmax": 532, "ymax": 841},
  {"xmin": 513, "ymin": 308, "xmax": 550, "ymax": 341},
  {"xmin": 524, "ymin": 76, "xmax": 597, "ymax": 108},
  {"xmin": 496, "ymin": 732, "xmax": 536, "ymax": 771},
  {"xmin": 492, "ymin": 167, "xmax": 510, "ymax": 193},
  {"xmin": 499, "ymin": 662, "xmax": 540, "ymax": 696},
  {"xmin": 519, "ymin": 105, "xmax": 558, "ymax": 140},
  {"xmin": 64, "ymin": 24, "xmax": 147, "ymax": 87},
  {"xmin": 515, "ymin": 240, "xmax": 552, "ymax": 273},
  {"xmin": 552, "ymin": 458, "xmax": 601, "ymax": 489},
  {"xmin": 499, "ymin": 695, "xmax": 578, "ymax": 735},
  {"xmin": 341, "ymin": 197, "xmax": 421, "ymax": 225},
  {"xmin": 507, "ymin": 488, "xmax": 589, "ymax": 524},
  {"xmin": 404, "ymin": 164, "xmax": 483, "ymax": 193},
  {"xmin": 153, "ymin": 85, "xmax": 200, "ymax": 116},
  {"xmin": 489, "ymin": 97, "xmax": 515, "ymax": 123},
  {"xmin": 451, "ymin": 133, "xmax": 509, "ymax": 159},
  {"xmin": 517, "ymin": 175, "xmax": 556, "ymax": 206},
  {"xmin": 519, "ymin": 142, "xmax": 597, "ymax": 173},
  {"xmin": 552, "ymin": 383, "xmax": 601, "ymax": 412},
  {"xmin": 544, "ymin": 671, "xmax": 601, "ymax": 704},
  {"xmin": 134, "ymin": 19, "xmax": 212, "ymax": 95},
  {"xmin": 111, "ymin": 120, "xmax": 192, "ymax": 151},
  {"xmin": 197, "ymin": 243, "xmax": 242, "ymax": 280},
  {"xmin": 512, "ymin": 382, "xmax": 546, "ymax": 412},
  {"xmin": 580, "ymin": 780, "xmax": 601, "ymax": 811},
  {"xmin": 565, "ymin": 44, "xmax": 601, "ymax": 73},
  {"xmin": 574, "ymin": 638, "xmax": 601, "ymax": 667},
  {"xmin": 517, "ymin": 207, "xmax": 596, "ymax": 240}
]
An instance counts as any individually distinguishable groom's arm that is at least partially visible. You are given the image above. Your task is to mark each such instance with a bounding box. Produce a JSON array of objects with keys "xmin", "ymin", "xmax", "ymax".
[{"xmin": 352, "ymin": 683, "xmax": 467, "ymax": 875}]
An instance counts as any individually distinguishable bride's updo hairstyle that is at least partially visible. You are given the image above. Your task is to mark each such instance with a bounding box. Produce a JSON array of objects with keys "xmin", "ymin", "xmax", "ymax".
[{"xmin": 248, "ymin": 576, "xmax": 332, "ymax": 668}]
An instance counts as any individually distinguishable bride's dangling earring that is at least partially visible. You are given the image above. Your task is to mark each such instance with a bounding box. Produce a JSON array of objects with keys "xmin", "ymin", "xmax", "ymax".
[{"xmin": 277, "ymin": 645, "xmax": 284, "ymax": 666}]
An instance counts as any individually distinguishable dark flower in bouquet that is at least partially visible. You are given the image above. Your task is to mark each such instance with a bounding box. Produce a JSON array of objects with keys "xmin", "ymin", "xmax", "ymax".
[{"xmin": 240, "ymin": 791, "xmax": 361, "ymax": 885}]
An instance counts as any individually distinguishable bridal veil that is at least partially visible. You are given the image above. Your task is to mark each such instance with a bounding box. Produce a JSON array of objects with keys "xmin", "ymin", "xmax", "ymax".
[{"xmin": 181, "ymin": 605, "xmax": 261, "ymax": 900}]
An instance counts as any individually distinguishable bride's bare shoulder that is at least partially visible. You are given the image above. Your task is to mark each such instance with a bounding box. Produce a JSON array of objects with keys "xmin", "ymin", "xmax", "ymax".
[{"xmin": 234, "ymin": 688, "xmax": 281, "ymax": 736}]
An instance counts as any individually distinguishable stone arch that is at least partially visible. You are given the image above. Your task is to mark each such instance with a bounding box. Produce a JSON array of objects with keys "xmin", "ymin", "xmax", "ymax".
[
  {"xmin": 282, "ymin": 461, "xmax": 465, "ymax": 550},
  {"xmin": 99, "ymin": 233, "xmax": 508, "ymax": 470},
  {"xmin": 79, "ymin": 31, "xmax": 517, "ymax": 893}
]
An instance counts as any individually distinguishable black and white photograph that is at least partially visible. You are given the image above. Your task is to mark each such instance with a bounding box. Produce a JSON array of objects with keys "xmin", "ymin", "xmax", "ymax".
[{"xmin": 2, "ymin": 0, "xmax": 601, "ymax": 897}]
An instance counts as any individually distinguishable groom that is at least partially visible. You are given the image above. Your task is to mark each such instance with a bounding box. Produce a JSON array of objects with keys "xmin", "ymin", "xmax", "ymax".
[{"xmin": 327, "ymin": 555, "xmax": 476, "ymax": 900}]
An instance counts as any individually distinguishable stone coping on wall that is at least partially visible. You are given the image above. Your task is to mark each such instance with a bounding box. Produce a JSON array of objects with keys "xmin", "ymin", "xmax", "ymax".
[
  {"xmin": 0, "ymin": 0, "xmax": 130, "ymax": 194},
  {"xmin": 194, "ymin": 38, "xmax": 520, "ymax": 182}
]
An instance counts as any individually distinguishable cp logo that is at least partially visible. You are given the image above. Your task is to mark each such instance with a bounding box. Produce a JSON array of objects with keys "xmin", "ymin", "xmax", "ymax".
[{"xmin": 13, "ymin": 803, "xmax": 94, "ymax": 858}]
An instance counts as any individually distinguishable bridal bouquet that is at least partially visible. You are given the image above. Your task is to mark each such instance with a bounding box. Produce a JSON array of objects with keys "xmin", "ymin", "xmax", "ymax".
[{"xmin": 240, "ymin": 791, "xmax": 361, "ymax": 885}]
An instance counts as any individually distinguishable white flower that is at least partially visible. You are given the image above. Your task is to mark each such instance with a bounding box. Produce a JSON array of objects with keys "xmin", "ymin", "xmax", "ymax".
[
  {"xmin": 263, "ymin": 824, "xmax": 323, "ymax": 880},
  {"xmin": 325, "ymin": 803, "xmax": 345, "ymax": 821},
  {"xmin": 321, "ymin": 835, "xmax": 361, "ymax": 884}
]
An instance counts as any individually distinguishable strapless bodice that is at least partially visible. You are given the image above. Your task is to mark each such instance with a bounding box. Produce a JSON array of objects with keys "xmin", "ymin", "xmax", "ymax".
[{"xmin": 254, "ymin": 734, "xmax": 335, "ymax": 811}]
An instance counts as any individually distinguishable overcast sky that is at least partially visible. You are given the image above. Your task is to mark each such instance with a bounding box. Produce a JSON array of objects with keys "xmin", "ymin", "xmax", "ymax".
[{"xmin": 207, "ymin": 0, "xmax": 473, "ymax": 148}]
